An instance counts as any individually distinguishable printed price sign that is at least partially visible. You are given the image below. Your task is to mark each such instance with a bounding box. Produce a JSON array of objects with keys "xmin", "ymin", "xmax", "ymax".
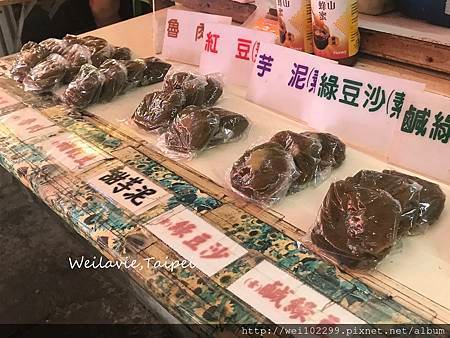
[
  {"xmin": 199, "ymin": 23, "xmax": 276, "ymax": 86},
  {"xmin": 144, "ymin": 206, "xmax": 247, "ymax": 276},
  {"xmin": 0, "ymin": 89, "xmax": 18, "ymax": 110},
  {"xmin": 0, "ymin": 108, "xmax": 59, "ymax": 141},
  {"xmin": 247, "ymin": 43, "xmax": 425, "ymax": 158},
  {"xmin": 162, "ymin": 9, "xmax": 232, "ymax": 65},
  {"xmin": 88, "ymin": 165, "xmax": 171, "ymax": 215},
  {"xmin": 228, "ymin": 261, "xmax": 365, "ymax": 324},
  {"xmin": 35, "ymin": 132, "xmax": 109, "ymax": 172},
  {"xmin": 388, "ymin": 91, "xmax": 450, "ymax": 184}
]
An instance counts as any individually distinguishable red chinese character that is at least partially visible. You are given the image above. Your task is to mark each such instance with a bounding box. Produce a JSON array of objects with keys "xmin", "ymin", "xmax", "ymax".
[
  {"xmin": 167, "ymin": 18, "xmax": 179, "ymax": 38},
  {"xmin": 235, "ymin": 38, "xmax": 252, "ymax": 60},
  {"xmin": 159, "ymin": 218, "xmax": 172, "ymax": 226},
  {"xmin": 167, "ymin": 221, "xmax": 196, "ymax": 238},
  {"xmin": 25, "ymin": 124, "xmax": 45, "ymax": 133},
  {"xmin": 205, "ymin": 32, "xmax": 219, "ymax": 53},
  {"xmin": 258, "ymin": 281, "xmax": 293, "ymax": 308},
  {"xmin": 74, "ymin": 154, "xmax": 97, "ymax": 167},
  {"xmin": 65, "ymin": 147, "xmax": 83, "ymax": 159},
  {"xmin": 52, "ymin": 141, "xmax": 75, "ymax": 152},
  {"xmin": 251, "ymin": 41, "xmax": 261, "ymax": 62},
  {"xmin": 319, "ymin": 314, "xmax": 340, "ymax": 324},
  {"xmin": 199, "ymin": 242, "xmax": 230, "ymax": 259},
  {"xmin": 18, "ymin": 118, "xmax": 36, "ymax": 126},
  {"xmin": 195, "ymin": 23, "xmax": 204, "ymax": 41},
  {"xmin": 283, "ymin": 297, "xmax": 316, "ymax": 322},
  {"xmin": 244, "ymin": 278, "xmax": 260, "ymax": 290},
  {"xmin": 182, "ymin": 233, "xmax": 211, "ymax": 251}
]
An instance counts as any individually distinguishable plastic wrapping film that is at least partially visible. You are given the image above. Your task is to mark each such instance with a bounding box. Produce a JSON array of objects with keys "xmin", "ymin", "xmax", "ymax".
[
  {"xmin": 62, "ymin": 44, "xmax": 92, "ymax": 84},
  {"xmin": 79, "ymin": 35, "xmax": 113, "ymax": 67},
  {"xmin": 157, "ymin": 105, "xmax": 250, "ymax": 160},
  {"xmin": 98, "ymin": 59, "xmax": 128, "ymax": 102},
  {"xmin": 62, "ymin": 64, "xmax": 105, "ymax": 109},
  {"xmin": 23, "ymin": 54, "xmax": 68, "ymax": 93},
  {"xmin": 271, "ymin": 130, "xmax": 346, "ymax": 192},
  {"xmin": 111, "ymin": 46, "xmax": 132, "ymax": 60},
  {"xmin": 39, "ymin": 38, "xmax": 69, "ymax": 54},
  {"xmin": 309, "ymin": 169, "xmax": 446, "ymax": 270},
  {"xmin": 10, "ymin": 44, "xmax": 49, "ymax": 82}
]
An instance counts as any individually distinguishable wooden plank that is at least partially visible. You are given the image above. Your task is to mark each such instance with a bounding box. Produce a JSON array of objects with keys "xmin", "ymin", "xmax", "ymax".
[{"xmin": 360, "ymin": 28, "xmax": 450, "ymax": 74}]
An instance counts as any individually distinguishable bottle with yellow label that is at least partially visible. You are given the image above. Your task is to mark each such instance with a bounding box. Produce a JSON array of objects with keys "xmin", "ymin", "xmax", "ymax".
[
  {"xmin": 277, "ymin": 0, "xmax": 313, "ymax": 53},
  {"xmin": 311, "ymin": 0, "xmax": 359, "ymax": 65}
]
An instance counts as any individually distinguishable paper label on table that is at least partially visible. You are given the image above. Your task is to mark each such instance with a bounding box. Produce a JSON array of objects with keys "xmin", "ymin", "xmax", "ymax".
[
  {"xmin": 0, "ymin": 108, "xmax": 57, "ymax": 141},
  {"xmin": 144, "ymin": 206, "xmax": 247, "ymax": 276},
  {"xmin": 388, "ymin": 91, "xmax": 450, "ymax": 184},
  {"xmin": 247, "ymin": 42, "xmax": 426, "ymax": 158},
  {"xmin": 34, "ymin": 132, "xmax": 109, "ymax": 172},
  {"xmin": 0, "ymin": 89, "xmax": 18, "ymax": 110},
  {"xmin": 88, "ymin": 165, "xmax": 171, "ymax": 215},
  {"xmin": 199, "ymin": 23, "xmax": 276, "ymax": 86},
  {"xmin": 162, "ymin": 9, "xmax": 232, "ymax": 65},
  {"xmin": 228, "ymin": 261, "xmax": 365, "ymax": 324}
]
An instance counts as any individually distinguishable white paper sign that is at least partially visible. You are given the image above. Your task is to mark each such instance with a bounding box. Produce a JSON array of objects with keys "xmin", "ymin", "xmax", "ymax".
[
  {"xmin": 0, "ymin": 89, "xmax": 18, "ymax": 109},
  {"xmin": 162, "ymin": 9, "xmax": 232, "ymax": 65},
  {"xmin": 199, "ymin": 23, "xmax": 276, "ymax": 86},
  {"xmin": 0, "ymin": 108, "xmax": 58, "ymax": 141},
  {"xmin": 144, "ymin": 206, "xmax": 247, "ymax": 276},
  {"xmin": 88, "ymin": 165, "xmax": 171, "ymax": 215},
  {"xmin": 388, "ymin": 91, "xmax": 450, "ymax": 184},
  {"xmin": 247, "ymin": 42, "xmax": 426, "ymax": 158},
  {"xmin": 228, "ymin": 261, "xmax": 365, "ymax": 324},
  {"xmin": 35, "ymin": 132, "xmax": 109, "ymax": 171}
]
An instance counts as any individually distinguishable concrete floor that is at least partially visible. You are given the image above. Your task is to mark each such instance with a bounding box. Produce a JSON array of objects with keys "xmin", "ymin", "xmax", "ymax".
[{"xmin": 0, "ymin": 167, "xmax": 163, "ymax": 325}]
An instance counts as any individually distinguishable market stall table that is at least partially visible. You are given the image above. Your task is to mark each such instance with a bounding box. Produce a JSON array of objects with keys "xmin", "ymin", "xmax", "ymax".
[{"xmin": 0, "ymin": 5, "xmax": 449, "ymax": 333}]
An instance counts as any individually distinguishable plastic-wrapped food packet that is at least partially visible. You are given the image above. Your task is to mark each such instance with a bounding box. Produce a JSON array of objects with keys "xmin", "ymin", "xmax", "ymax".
[
  {"xmin": 21, "ymin": 41, "xmax": 38, "ymax": 51},
  {"xmin": 310, "ymin": 179, "xmax": 402, "ymax": 270},
  {"xmin": 62, "ymin": 44, "xmax": 92, "ymax": 84},
  {"xmin": 301, "ymin": 132, "xmax": 346, "ymax": 171},
  {"xmin": 98, "ymin": 59, "xmax": 128, "ymax": 102},
  {"xmin": 10, "ymin": 44, "xmax": 49, "ymax": 82},
  {"xmin": 123, "ymin": 59, "xmax": 146, "ymax": 90},
  {"xmin": 163, "ymin": 106, "xmax": 221, "ymax": 156},
  {"xmin": 132, "ymin": 89, "xmax": 186, "ymax": 132},
  {"xmin": 39, "ymin": 38, "xmax": 68, "ymax": 54},
  {"xmin": 63, "ymin": 34, "xmax": 82, "ymax": 45},
  {"xmin": 271, "ymin": 131, "xmax": 323, "ymax": 192},
  {"xmin": 79, "ymin": 35, "xmax": 113, "ymax": 67},
  {"xmin": 62, "ymin": 64, "xmax": 105, "ymax": 109},
  {"xmin": 383, "ymin": 170, "xmax": 446, "ymax": 234},
  {"xmin": 230, "ymin": 142, "xmax": 299, "ymax": 205},
  {"xmin": 347, "ymin": 170, "xmax": 422, "ymax": 236},
  {"xmin": 208, "ymin": 107, "xmax": 249, "ymax": 146},
  {"xmin": 139, "ymin": 57, "xmax": 172, "ymax": 86},
  {"xmin": 23, "ymin": 53, "xmax": 68, "ymax": 93},
  {"xmin": 203, "ymin": 73, "xmax": 224, "ymax": 106},
  {"xmin": 163, "ymin": 71, "xmax": 209, "ymax": 106},
  {"xmin": 111, "ymin": 46, "xmax": 132, "ymax": 60}
]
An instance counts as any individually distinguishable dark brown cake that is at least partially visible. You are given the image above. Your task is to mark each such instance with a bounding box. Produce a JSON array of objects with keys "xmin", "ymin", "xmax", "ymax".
[
  {"xmin": 62, "ymin": 64, "xmax": 105, "ymax": 109},
  {"xmin": 140, "ymin": 57, "xmax": 172, "ymax": 86},
  {"xmin": 230, "ymin": 142, "xmax": 298, "ymax": 203},
  {"xmin": 11, "ymin": 44, "xmax": 49, "ymax": 82},
  {"xmin": 123, "ymin": 59, "xmax": 146, "ymax": 90},
  {"xmin": 164, "ymin": 71, "xmax": 207, "ymax": 106},
  {"xmin": 62, "ymin": 44, "xmax": 92, "ymax": 84},
  {"xmin": 98, "ymin": 59, "xmax": 128, "ymax": 102},
  {"xmin": 203, "ymin": 74, "xmax": 223, "ymax": 106},
  {"xmin": 312, "ymin": 179, "xmax": 401, "ymax": 269},
  {"xmin": 348, "ymin": 170, "xmax": 422, "ymax": 236},
  {"xmin": 132, "ymin": 90, "xmax": 186, "ymax": 132},
  {"xmin": 208, "ymin": 107, "xmax": 249, "ymax": 146},
  {"xmin": 39, "ymin": 38, "xmax": 68, "ymax": 54},
  {"xmin": 383, "ymin": 170, "xmax": 446, "ymax": 233},
  {"xmin": 111, "ymin": 46, "xmax": 132, "ymax": 60},
  {"xmin": 23, "ymin": 54, "xmax": 68, "ymax": 92},
  {"xmin": 165, "ymin": 106, "xmax": 220, "ymax": 154},
  {"xmin": 271, "ymin": 131, "xmax": 322, "ymax": 190},
  {"xmin": 301, "ymin": 132, "xmax": 346, "ymax": 170},
  {"xmin": 79, "ymin": 36, "xmax": 112, "ymax": 67}
]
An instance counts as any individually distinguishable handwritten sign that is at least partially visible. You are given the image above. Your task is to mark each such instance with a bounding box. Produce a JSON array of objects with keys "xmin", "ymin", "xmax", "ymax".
[
  {"xmin": 0, "ymin": 89, "xmax": 18, "ymax": 110},
  {"xmin": 162, "ymin": 9, "xmax": 232, "ymax": 65},
  {"xmin": 35, "ymin": 133, "xmax": 109, "ymax": 172},
  {"xmin": 388, "ymin": 91, "xmax": 450, "ymax": 184},
  {"xmin": 0, "ymin": 108, "xmax": 59, "ymax": 141},
  {"xmin": 228, "ymin": 261, "xmax": 365, "ymax": 324},
  {"xmin": 144, "ymin": 206, "xmax": 247, "ymax": 276},
  {"xmin": 199, "ymin": 23, "xmax": 276, "ymax": 86},
  {"xmin": 88, "ymin": 165, "xmax": 171, "ymax": 215},
  {"xmin": 247, "ymin": 42, "xmax": 425, "ymax": 158}
]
